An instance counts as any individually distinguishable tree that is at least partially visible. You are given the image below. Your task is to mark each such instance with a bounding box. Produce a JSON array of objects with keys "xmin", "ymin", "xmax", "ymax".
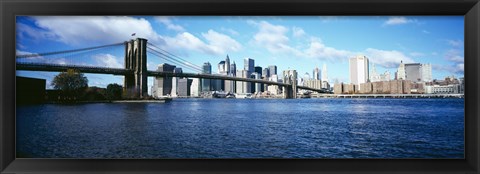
[
  {"xmin": 51, "ymin": 69, "xmax": 88, "ymax": 100},
  {"xmin": 106, "ymin": 83, "xmax": 123, "ymax": 100}
]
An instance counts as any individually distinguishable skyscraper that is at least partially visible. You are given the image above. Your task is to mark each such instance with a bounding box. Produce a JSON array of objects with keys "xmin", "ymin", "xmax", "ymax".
[
  {"xmin": 218, "ymin": 61, "xmax": 226, "ymax": 74},
  {"xmin": 421, "ymin": 63, "xmax": 432, "ymax": 82},
  {"xmin": 405, "ymin": 63, "xmax": 421, "ymax": 82},
  {"xmin": 202, "ymin": 62, "xmax": 212, "ymax": 92},
  {"xmin": 244, "ymin": 58, "xmax": 254, "ymax": 73},
  {"xmin": 369, "ymin": 63, "xmax": 380, "ymax": 82},
  {"xmin": 262, "ymin": 68, "xmax": 270, "ymax": 79},
  {"xmin": 396, "ymin": 61, "xmax": 406, "ymax": 80},
  {"xmin": 152, "ymin": 63, "xmax": 176, "ymax": 97},
  {"xmin": 269, "ymin": 65, "xmax": 277, "ymax": 76},
  {"xmin": 171, "ymin": 67, "xmax": 183, "ymax": 97},
  {"xmin": 225, "ymin": 55, "xmax": 230, "ymax": 74},
  {"xmin": 322, "ymin": 63, "xmax": 328, "ymax": 82},
  {"xmin": 313, "ymin": 66, "xmax": 320, "ymax": 80},
  {"xmin": 349, "ymin": 55, "xmax": 369, "ymax": 88}
]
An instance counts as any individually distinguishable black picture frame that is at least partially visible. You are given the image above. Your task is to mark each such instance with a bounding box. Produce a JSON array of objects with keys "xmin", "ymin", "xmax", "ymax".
[{"xmin": 1, "ymin": 0, "xmax": 479, "ymax": 173}]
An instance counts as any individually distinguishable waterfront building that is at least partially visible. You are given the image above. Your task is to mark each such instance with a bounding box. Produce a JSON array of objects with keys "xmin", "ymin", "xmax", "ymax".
[
  {"xmin": 269, "ymin": 65, "xmax": 277, "ymax": 75},
  {"xmin": 396, "ymin": 61, "xmax": 406, "ymax": 80},
  {"xmin": 425, "ymin": 84, "xmax": 460, "ymax": 94},
  {"xmin": 253, "ymin": 66, "xmax": 263, "ymax": 92},
  {"xmin": 190, "ymin": 78, "xmax": 201, "ymax": 97},
  {"xmin": 225, "ymin": 61, "xmax": 237, "ymax": 93},
  {"xmin": 201, "ymin": 62, "xmax": 212, "ymax": 92},
  {"xmin": 370, "ymin": 63, "xmax": 381, "ymax": 82},
  {"xmin": 236, "ymin": 70, "xmax": 251, "ymax": 94},
  {"xmin": 177, "ymin": 78, "xmax": 192, "ymax": 97},
  {"xmin": 421, "ymin": 63, "xmax": 432, "ymax": 82},
  {"xmin": 170, "ymin": 67, "xmax": 183, "ymax": 97},
  {"xmin": 152, "ymin": 63, "xmax": 176, "ymax": 98},
  {"xmin": 322, "ymin": 63, "xmax": 329, "ymax": 89},
  {"xmin": 313, "ymin": 66, "xmax": 320, "ymax": 80},
  {"xmin": 304, "ymin": 79, "xmax": 322, "ymax": 90},
  {"xmin": 251, "ymin": 72, "xmax": 262, "ymax": 93},
  {"xmin": 380, "ymin": 71, "xmax": 391, "ymax": 82},
  {"xmin": 405, "ymin": 63, "xmax": 422, "ymax": 82},
  {"xmin": 349, "ymin": 55, "xmax": 369, "ymax": 89}
]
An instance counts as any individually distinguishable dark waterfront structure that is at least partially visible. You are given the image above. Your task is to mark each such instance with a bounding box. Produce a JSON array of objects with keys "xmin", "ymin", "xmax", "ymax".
[{"xmin": 16, "ymin": 76, "xmax": 46, "ymax": 105}]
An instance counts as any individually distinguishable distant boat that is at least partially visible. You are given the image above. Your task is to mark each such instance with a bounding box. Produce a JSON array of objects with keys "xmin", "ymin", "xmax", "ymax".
[{"xmin": 235, "ymin": 93, "xmax": 252, "ymax": 99}]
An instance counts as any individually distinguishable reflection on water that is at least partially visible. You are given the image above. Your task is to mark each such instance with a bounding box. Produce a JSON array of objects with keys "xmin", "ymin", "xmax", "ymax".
[{"xmin": 16, "ymin": 98, "xmax": 464, "ymax": 158}]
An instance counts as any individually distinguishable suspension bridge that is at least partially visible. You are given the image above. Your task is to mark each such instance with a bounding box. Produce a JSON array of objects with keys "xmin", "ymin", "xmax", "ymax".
[{"xmin": 16, "ymin": 38, "xmax": 326, "ymax": 99}]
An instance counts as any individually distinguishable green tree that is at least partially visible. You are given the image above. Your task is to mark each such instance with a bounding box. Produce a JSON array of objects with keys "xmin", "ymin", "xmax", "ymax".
[
  {"xmin": 106, "ymin": 83, "xmax": 123, "ymax": 100},
  {"xmin": 51, "ymin": 69, "xmax": 88, "ymax": 101}
]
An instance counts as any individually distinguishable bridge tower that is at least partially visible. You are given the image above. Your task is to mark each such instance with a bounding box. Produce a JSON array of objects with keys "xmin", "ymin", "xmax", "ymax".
[
  {"xmin": 283, "ymin": 70, "xmax": 297, "ymax": 99},
  {"xmin": 124, "ymin": 38, "xmax": 148, "ymax": 98}
]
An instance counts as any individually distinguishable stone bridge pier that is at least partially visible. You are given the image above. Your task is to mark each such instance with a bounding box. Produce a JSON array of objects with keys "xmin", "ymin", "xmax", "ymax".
[
  {"xmin": 283, "ymin": 70, "xmax": 297, "ymax": 99},
  {"xmin": 124, "ymin": 38, "xmax": 148, "ymax": 98}
]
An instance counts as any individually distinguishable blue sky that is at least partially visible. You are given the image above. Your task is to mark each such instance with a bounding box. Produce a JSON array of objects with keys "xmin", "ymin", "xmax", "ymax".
[{"xmin": 16, "ymin": 16, "xmax": 464, "ymax": 93}]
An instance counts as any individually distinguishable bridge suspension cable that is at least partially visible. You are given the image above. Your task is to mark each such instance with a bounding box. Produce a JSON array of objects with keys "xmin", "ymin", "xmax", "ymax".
[
  {"xmin": 146, "ymin": 45, "xmax": 203, "ymax": 73},
  {"xmin": 16, "ymin": 42, "xmax": 125, "ymax": 59},
  {"xmin": 147, "ymin": 43, "xmax": 203, "ymax": 69},
  {"xmin": 147, "ymin": 49, "xmax": 203, "ymax": 73}
]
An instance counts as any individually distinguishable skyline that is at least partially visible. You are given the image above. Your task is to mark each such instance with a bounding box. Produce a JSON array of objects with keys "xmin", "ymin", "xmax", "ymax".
[{"xmin": 16, "ymin": 16, "xmax": 464, "ymax": 93}]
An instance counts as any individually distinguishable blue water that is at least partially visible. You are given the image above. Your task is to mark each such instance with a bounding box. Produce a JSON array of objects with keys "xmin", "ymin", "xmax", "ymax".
[{"xmin": 16, "ymin": 98, "xmax": 464, "ymax": 158}]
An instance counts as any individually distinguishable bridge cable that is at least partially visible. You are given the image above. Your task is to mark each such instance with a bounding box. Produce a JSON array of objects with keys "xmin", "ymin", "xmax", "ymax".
[
  {"xmin": 16, "ymin": 42, "xmax": 125, "ymax": 59},
  {"xmin": 147, "ymin": 43, "xmax": 203, "ymax": 70},
  {"xmin": 147, "ymin": 49, "xmax": 203, "ymax": 73}
]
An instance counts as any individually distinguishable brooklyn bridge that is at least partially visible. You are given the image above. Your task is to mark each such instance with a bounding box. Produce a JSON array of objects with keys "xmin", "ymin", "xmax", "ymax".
[{"xmin": 16, "ymin": 38, "xmax": 326, "ymax": 99}]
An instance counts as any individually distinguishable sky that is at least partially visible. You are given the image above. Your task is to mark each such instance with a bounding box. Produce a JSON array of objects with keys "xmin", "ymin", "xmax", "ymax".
[{"xmin": 16, "ymin": 16, "xmax": 464, "ymax": 93}]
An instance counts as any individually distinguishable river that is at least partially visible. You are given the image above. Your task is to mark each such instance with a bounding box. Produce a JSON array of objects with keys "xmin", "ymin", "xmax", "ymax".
[{"xmin": 16, "ymin": 98, "xmax": 464, "ymax": 158}]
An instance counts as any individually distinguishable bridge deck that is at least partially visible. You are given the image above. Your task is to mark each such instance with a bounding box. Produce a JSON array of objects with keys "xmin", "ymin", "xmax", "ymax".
[{"xmin": 16, "ymin": 63, "xmax": 326, "ymax": 93}]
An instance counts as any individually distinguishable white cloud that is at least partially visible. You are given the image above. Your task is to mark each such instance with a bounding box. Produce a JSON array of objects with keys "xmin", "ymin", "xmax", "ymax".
[
  {"xmin": 30, "ymin": 16, "xmax": 164, "ymax": 46},
  {"xmin": 92, "ymin": 53, "xmax": 123, "ymax": 68},
  {"xmin": 383, "ymin": 17, "xmax": 417, "ymax": 26},
  {"xmin": 220, "ymin": 27, "xmax": 239, "ymax": 36},
  {"xmin": 447, "ymin": 39, "xmax": 463, "ymax": 47},
  {"xmin": 154, "ymin": 16, "xmax": 185, "ymax": 32},
  {"xmin": 292, "ymin": 26, "xmax": 306, "ymax": 38},
  {"xmin": 422, "ymin": 30, "xmax": 430, "ymax": 34},
  {"xmin": 202, "ymin": 30, "xmax": 242, "ymax": 53},
  {"xmin": 363, "ymin": 48, "xmax": 415, "ymax": 68},
  {"xmin": 249, "ymin": 20, "xmax": 301, "ymax": 55},
  {"xmin": 445, "ymin": 49, "xmax": 464, "ymax": 63},
  {"xmin": 163, "ymin": 30, "xmax": 242, "ymax": 56},
  {"xmin": 304, "ymin": 38, "xmax": 353, "ymax": 61},
  {"xmin": 409, "ymin": 52, "xmax": 425, "ymax": 57}
]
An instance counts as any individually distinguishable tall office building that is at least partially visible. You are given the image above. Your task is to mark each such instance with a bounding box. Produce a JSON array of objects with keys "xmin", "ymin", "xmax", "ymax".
[
  {"xmin": 152, "ymin": 63, "xmax": 176, "ymax": 97},
  {"xmin": 262, "ymin": 68, "xmax": 270, "ymax": 79},
  {"xmin": 421, "ymin": 63, "xmax": 432, "ymax": 82},
  {"xmin": 405, "ymin": 63, "xmax": 421, "ymax": 82},
  {"xmin": 171, "ymin": 67, "xmax": 183, "ymax": 97},
  {"xmin": 190, "ymin": 78, "xmax": 201, "ymax": 97},
  {"xmin": 349, "ymin": 55, "xmax": 369, "ymax": 88},
  {"xmin": 322, "ymin": 63, "xmax": 328, "ymax": 82},
  {"xmin": 396, "ymin": 61, "xmax": 406, "ymax": 80},
  {"xmin": 251, "ymin": 72, "xmax": 261, "ymax": 93},
  {"xmin": 202, "ymin": 62, "xmax": 212, "ymax": 92},
  {"xmin": 254, "ymin": 66, "xmax": 263, "ymax": 92},
  {"xmin": 225, "ymin": 61, "xmax": 236, "ymax": 93},
  {"xmin": 269, "ymin": 65, "xmax": 277, "ymax": 75},
  {"xmin": 313, "ymin": 67, "xmax": 320, "ymax": 80},
  {"xmin": 177, "ymin": 78, "xmax": 192, "ymax": 97},
  {"xmin": 236, "ymin": 70, "xmax": 251, "ymax": 94},
  {"xmin": 244, "ymin": 58, "xmax": 254, "ymax": 73},
  {"xmin": 225, "ymin": 55, "xmax": 230, "ymax": 75},
  {"xmin": 369, "ymin": 63, "xmax": 381, "ymax": 82},
  {"xmin": 218, "ymin": 61, "xmax": 226, "ymax": 74}
]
